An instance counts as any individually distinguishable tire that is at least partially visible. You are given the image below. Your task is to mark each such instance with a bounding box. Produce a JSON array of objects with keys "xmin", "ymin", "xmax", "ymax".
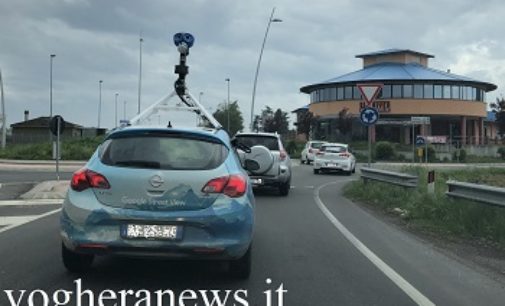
[
  {"xmin": 279, "ymin": 180, "xmax": 290, "ymax": 196},
  {"xmin": 301, "ymin": 159, "xmax": 305, "ymax": 164},
  {"xmin": 229, "ymin": 246, "xmax": 251, "ymax": 279},
  {"xmin": 352, "ymin": 166, "xmax": 356, "ymax": 174},
  {"xmin": 62, "ymin": 243, "xmax": 94, "ymax": 273},
  {"xmin": 313, "ymin": 169, "xmax": 319, "ymax": 174}
]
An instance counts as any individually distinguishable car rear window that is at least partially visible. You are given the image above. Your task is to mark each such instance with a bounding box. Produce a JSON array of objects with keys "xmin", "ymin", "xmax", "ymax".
[
  {"xmin": 322, "ymin": 146, "xmax": 346, "ymax": 153},
  {"xmin": 311, "ymin": 142, "xmax": 324, "ymax": 149},
  {"xmin": 234, "ymin": 136, "xmax": 280, "ymax": 150},
  {"xmin": 100, "ymin": 135, "xmax": 228, "ymax": 170}
]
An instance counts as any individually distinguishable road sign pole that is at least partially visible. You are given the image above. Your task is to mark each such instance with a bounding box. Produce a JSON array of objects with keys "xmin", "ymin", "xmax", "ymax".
[
  {"xmin": 424, "ymin": 124, "xmax": 428, "ymax": 163},
  {"xmin": 56, "ymin": 117, "xmax": 60, "ymax": 181},
  {"xmin": 368, "ymin": 126, "xmax": 372, "ymax": 167},
  {"xmin": 412, "ymin": 122, "xmax": 415, "ymax": 163}
]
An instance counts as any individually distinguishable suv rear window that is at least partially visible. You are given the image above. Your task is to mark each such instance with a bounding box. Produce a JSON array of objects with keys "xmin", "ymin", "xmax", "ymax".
[
  {"xmin": 311, "ymin": 142, "xmax": 324, "ymax": 149},
  {"xmin": 100, "ymin": 135, "xmax": 228, "ymax": 170},
  {"xmin": 234, "ymin": 135, "xmax": 280, "ymax": 150},
  {"xmin": 322, "ymin": 146, "xmax": 346, "ymax": 153}
]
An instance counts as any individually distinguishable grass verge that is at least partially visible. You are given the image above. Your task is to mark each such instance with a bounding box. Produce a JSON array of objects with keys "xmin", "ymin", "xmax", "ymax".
[{"xmin": 343, "ymin": 167, "xmax": 505, "ymax": 247}]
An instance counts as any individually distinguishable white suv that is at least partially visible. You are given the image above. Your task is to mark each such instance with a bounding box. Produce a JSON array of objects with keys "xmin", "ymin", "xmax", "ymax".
[
  {"xmin": 301, "ymin": 140, "xmax": 327, "ymax": 164},
  {"xmin": 233, "ymin": 132, "xmax": 292, "ymax": 196}
]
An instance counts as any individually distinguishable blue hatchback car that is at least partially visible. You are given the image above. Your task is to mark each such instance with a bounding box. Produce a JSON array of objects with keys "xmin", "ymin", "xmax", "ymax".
[{"xmin": 61, "ymin": 126, "xmax": 254, "ymax": 278}]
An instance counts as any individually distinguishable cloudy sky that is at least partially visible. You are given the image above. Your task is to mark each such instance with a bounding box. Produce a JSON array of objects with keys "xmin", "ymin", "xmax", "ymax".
[{"xmin": 1, "ymin": 0, "xmax": 504, "ymax": 129}]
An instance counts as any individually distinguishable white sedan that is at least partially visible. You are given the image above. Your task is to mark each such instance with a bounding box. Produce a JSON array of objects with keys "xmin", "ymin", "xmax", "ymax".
[{"xmin": 313, "ymin": 143, "xmax": 356, "ymax": 175}]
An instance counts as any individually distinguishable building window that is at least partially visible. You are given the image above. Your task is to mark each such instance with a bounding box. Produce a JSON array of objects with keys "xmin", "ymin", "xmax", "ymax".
[
  {"xmin": 344, "ymin": 86, "xmax": 353, "ymax": 100},
  {"xmin": 452, "ymin": 86, "xmax": 460, "ymax": 100},
  {"xmin": 443, "ymin": 85, "xmax": 451, "ymax": 99},
  {"xmin": 353, "ymin": 86, "xmax": 360, "ymax": 100},
  {"xmin": 465, "ymin": 86, "xmax": 472, "ymax": 100},
  {"xmin": 434, "ymin": 85, "xmax": 442, "ymax": 99},
  {"xmin": 329, "ymin": 87, "xmax": 337, "ymax": 101},
  {"xmin": 472, "ymin": 87, "xmax": 477, "ymax": 101},
  {"xmin": 424, "ymin": 84, "xmax": 433, "ymax": 99},
  {"xmin": 413, "ymin": 84, "xmax": 423, "ymax": 99},
  {"xmin": 392, "ymin": 85, "xmax": 402, "ymax": 98},
  {"xmin": 403, "ymin": 84, "xmax": 413, "ymax": 98},
  {"xmin": 337, "ymin": 87, "xmax": 343, "ymax": 100},
  {"xmin": 382, "ymin": 85, "xmax": 392, "ymax": 99}
]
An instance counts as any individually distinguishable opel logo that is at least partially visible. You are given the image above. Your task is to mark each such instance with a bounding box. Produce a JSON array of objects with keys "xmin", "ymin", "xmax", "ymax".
[{"xmin": 149, "ymin": 175, "xmax": 164, "ymax": 188}]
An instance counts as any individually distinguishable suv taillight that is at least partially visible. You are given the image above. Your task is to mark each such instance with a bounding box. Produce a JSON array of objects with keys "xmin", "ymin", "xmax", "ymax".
[
  {"xmin": 71, "ymin": 169, "xmax": 111, "ymax": 192},
  {"xmin": 280, "ymin": 149, "xmax": 287, "ymax": 161},
  {"xmin": 202, "ymin": 175, "xmax": 247, "ymax": 198},
  {"xmin": 316, "ymin": 151, "xmax": 325, "ymax": 156}
]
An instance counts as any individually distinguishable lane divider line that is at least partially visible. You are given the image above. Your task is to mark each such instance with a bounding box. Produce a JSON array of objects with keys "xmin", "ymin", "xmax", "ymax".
[
  {"xmin": 314, "ymin": 181, "xmax": 435, "ymax": 306},
  {"xmin": 0, "ymin": 208, "xmax": 61, "ymax": 234}
]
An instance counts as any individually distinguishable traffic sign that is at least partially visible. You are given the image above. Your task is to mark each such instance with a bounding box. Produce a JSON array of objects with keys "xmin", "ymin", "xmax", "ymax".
[
  {"xmin": 359, "ymin": 107, "xmax": 379, "ymax": 126},
  {"xmin": 411, "ymin": 116, "xmax": 430, "ymax": 125},
  {"xmin": 357, "ymin": 83, "xmax": 383, "ymax": 106},
  {"xmin": 416, "ymin": 136, "xmax": 425, "ymax": 146},
  {"xmin": 49, "ymin": 115, "xmax": 65, "ymax": 136}
]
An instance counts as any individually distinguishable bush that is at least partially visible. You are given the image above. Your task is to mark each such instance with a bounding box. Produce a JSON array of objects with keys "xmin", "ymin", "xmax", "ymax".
[
  {"xmin": 498, "ymin": 147, "xmax": 505, "ymax": 160},
  {"xmin": 427, "ymin": 146, "xmax": 437, "ymax": 162},
  {"xmin": 375, "ymin": 141, "xmax": 395, "ymax": 160},
  {"xmin": 452, "ymin": 149, "xmax": 466, "ymax": 162},
  {"xmin": 285, "ymin": 140, "xmax": 305, "ymax": 159}
]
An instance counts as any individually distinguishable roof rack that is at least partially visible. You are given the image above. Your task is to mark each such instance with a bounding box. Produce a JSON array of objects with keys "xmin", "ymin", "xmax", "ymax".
[{"xmin": 128, "ymin": 33, "xmax": 222, "ymax": 129}]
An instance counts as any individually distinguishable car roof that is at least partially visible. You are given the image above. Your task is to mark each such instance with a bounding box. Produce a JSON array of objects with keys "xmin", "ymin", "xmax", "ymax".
[
  {"xmin": 107, "ymin": 125, "xmax": 230, "ymax": 143},
  {"xmin": 235, "ymin": 132, "xmax": 279, "ymax": 138},
  {"xmin": 309, "ymin": 140, "xmax": 327, "ymax": 143}
]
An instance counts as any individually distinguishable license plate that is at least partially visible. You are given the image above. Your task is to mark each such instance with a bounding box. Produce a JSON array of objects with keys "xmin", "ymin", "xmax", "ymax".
[
  {"xmin": 327, "ymin": 163, "xmax": 337, "ymax": 167},
  {"xmin": 122, "ymin": 224, "xmax": 182, "ymax": 240},
  {"xmin": 251, "ymin": 178, "xmax": 263, "ymax": 185}
]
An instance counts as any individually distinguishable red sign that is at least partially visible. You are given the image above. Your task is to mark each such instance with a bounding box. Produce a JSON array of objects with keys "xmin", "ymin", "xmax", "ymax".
[
  {"xmin": 357, "ymin": 84, "xmax": 383, "ymax": 106},
  {"xmin": 359, "ymin": 101, "xmax": 390, "ymax": 113}
]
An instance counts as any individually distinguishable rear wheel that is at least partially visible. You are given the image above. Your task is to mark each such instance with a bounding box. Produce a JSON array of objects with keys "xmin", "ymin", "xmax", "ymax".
[
  {"xmin": 229, "ymin": 246, "xmax": 251, "ymax": 279},
  {"xmin": 279, "ymin": 180, "xmax": 290, "ymax": 196},
  {"xmin": 313, "ymin": 169, "xmax": 320, "ymax": 174},
  {"xmin": 352, "ymin": 166, "xmax": 356, "ymax": 173},
  {"xmin": 62, "ymin": 243, "xmax": 94, "ymax": 273}
]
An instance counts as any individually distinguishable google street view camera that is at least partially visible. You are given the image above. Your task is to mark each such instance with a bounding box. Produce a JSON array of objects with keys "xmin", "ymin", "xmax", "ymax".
[{"xmin": 127, "ymin": 32, "xmax": 220, "ymax": 129}]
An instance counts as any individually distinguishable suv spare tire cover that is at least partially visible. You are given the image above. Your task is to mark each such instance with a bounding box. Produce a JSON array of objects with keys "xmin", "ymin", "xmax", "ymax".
[{"xmin": 245, "ymin": 145, "xmax": 274, "ymax": 175}]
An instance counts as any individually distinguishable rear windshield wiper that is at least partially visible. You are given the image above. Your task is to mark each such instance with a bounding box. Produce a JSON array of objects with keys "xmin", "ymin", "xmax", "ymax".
[{"xmin": 114, "ymin": 160, "xmax": 161, "ymax": 169}]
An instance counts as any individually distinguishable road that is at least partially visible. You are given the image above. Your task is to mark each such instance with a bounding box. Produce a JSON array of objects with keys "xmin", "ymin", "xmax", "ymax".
[{"xmin": 1, "ymin": 164, "xmax": 505, "ymax": 305}]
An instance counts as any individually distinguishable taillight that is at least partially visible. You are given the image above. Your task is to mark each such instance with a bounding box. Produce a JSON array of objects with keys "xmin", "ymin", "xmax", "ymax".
[
  {"xmin": 308, "ymin": 148, "xmax": 313, "ymax": 154},
  {"xmin": 202, "ymin": 175, "xmax": 247, "ymax": 198},
  {"xmin": 316, "ymin": 152, "xmax": 325, "ymax": 156},
  {"xmin": 339, "ymin": 153, "xmax": 351, "ymax": 158},
  {"xmin": 280, "ymin": 149, "xmax": 287, "ymax": 161},
  {"xmin": 71, "ymin": 169, "xmax": 110, "ymax": 192}
]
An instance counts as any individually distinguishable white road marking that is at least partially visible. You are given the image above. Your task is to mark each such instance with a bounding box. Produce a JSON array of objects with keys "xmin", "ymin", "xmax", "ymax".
[
  {"xmin": 0, "ymin": 199, "xmax": 64, "ymax": 206},
  {"xmin": 0, "ymin": 208, "xmax": 61, "ymax": 234},
  {"xmin": 314, "ymin": 181, "xmax": 435, "ymax": 306}
]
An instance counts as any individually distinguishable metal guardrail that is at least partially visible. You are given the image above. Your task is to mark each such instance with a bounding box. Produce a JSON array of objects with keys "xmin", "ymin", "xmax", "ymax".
[
  {"xmin": 446, "ymin": 180, "xmax": 505, "ymax": 207},
  {"xmin": 360, "ymin": 167, "xmax": 418, "ymax": 188}
]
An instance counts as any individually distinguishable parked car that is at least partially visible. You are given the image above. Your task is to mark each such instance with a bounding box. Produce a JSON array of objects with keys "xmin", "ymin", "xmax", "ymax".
[
  {"xmin": 301, "ymin": 140, "xmax": 327, "ymax": 164},
  {"xmin": 60, "ymin": 126, "xmax": 270, "ymax": 279},
  {"xmin": 233, "ymin": 132, "xmax": 292, "ymax": 196},
  {"xmin": 313, "ymin": 143, "xmax": 356, "ymax": 175}
]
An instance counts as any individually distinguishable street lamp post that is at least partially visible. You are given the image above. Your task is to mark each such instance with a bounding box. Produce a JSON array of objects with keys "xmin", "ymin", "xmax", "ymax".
[
  {"xmin": 0, "ymin": 69, "xmax": 6, "ymax": 149},
  {"xmin": 138, "ymin": 35, "xmax": 143, "ymax": 114},
  {"xmin": 250, "ymin": 7, "xmax": 282, "ymax": 131},
  {"xmin": 49, "ymin": 54, "xmax": 56, "ymax": 118},
  {"xmin": 225, "ymin": 78, "xmax": 230, "ymax": 132},
  {"xmin": 123, "ymin": 100, "xmax": 127, "ymax": 121},
  {"xmin": 114, "ymin": 93, "xmax": 119, "ymax": 128},
  {"xmin": 98, "ymin": 80, "xmax": 103, "ymax": 128}
]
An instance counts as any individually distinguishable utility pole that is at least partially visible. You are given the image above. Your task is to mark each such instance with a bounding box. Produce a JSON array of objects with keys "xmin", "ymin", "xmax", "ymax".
[
  {"xmin": 0, "ymin": 69, "xmax": 6, "ymax": 149},
  {"xmin": 115, "ymin": 93, "xmax": 119, "ymax": 128},
  {"xmin": 98, "ymin": 80, "xmax": 103, "ymax": 128},
  {"xmin": 138, "ymin": 34, "xmax": 143, "ymax": 114}
]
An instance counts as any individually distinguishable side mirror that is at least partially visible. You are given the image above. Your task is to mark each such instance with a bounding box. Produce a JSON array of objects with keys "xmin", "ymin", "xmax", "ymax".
[{"xmin": 242, "ymin": 145, "xmax": 274, "ymax": 174}]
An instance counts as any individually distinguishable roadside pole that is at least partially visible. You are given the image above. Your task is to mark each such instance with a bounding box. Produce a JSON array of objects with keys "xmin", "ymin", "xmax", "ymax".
[
  {"xmin": 368, "ymin": 126, "xmax": 372, "ymax": 167},
  {"xmin": 411, "ymin": 121, "xmax": 415, "ymax": 163},
  {"xmin": 56, "ymin": 117, "xmax": 60, "ymax": 181}
]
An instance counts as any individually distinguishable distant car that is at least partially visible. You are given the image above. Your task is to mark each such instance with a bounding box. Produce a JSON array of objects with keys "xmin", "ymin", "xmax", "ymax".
[
  {"xmin": 233, "ymin": 132, "xmax": 292, "ymax": 196},
  {"xmin": 60, "ymin": 126, "xmax": 271, "ymax": 279},
  {"xmin": 313, "ymin": 143, "xmax": 356, "ymax": 175},
  {"xmin": 301, "ymin": 141, "xmax": 327, "ymax": 164}
]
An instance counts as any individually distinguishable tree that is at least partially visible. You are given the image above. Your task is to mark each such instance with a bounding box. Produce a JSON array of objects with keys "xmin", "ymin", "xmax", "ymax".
[
  {"xmin": 296, "ymin": 111, "xmax": 314, "ymax": 139},
  {"xmin": 336, "ymin": 107, "xmax": 353, "ymax": 140},
  {"xmin": 212, "ymin": 100, "xmax": 244, "ymax": 136},
  {"xmin": 490, "ymin": 97, "xmax": 505, "ymax": 137}
]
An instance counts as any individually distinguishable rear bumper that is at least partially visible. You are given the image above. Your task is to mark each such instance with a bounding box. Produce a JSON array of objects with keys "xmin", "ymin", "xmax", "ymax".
[
  {"xmin": 61, "ymin": 190, "xmax": 254, "ymax": 260},
  {"xmin": 314, "ymin": 159, "xmax": 352, "ymax": 171},
  {"xmin": 249, "ymin": 166, "xmax": 290, "ymax": 187}
]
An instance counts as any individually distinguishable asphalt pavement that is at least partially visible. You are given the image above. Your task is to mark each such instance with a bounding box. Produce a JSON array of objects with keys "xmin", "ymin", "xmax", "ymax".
[{"xmin": 1, "ymin": 164, "xmax": 505, "ymax": 305}]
